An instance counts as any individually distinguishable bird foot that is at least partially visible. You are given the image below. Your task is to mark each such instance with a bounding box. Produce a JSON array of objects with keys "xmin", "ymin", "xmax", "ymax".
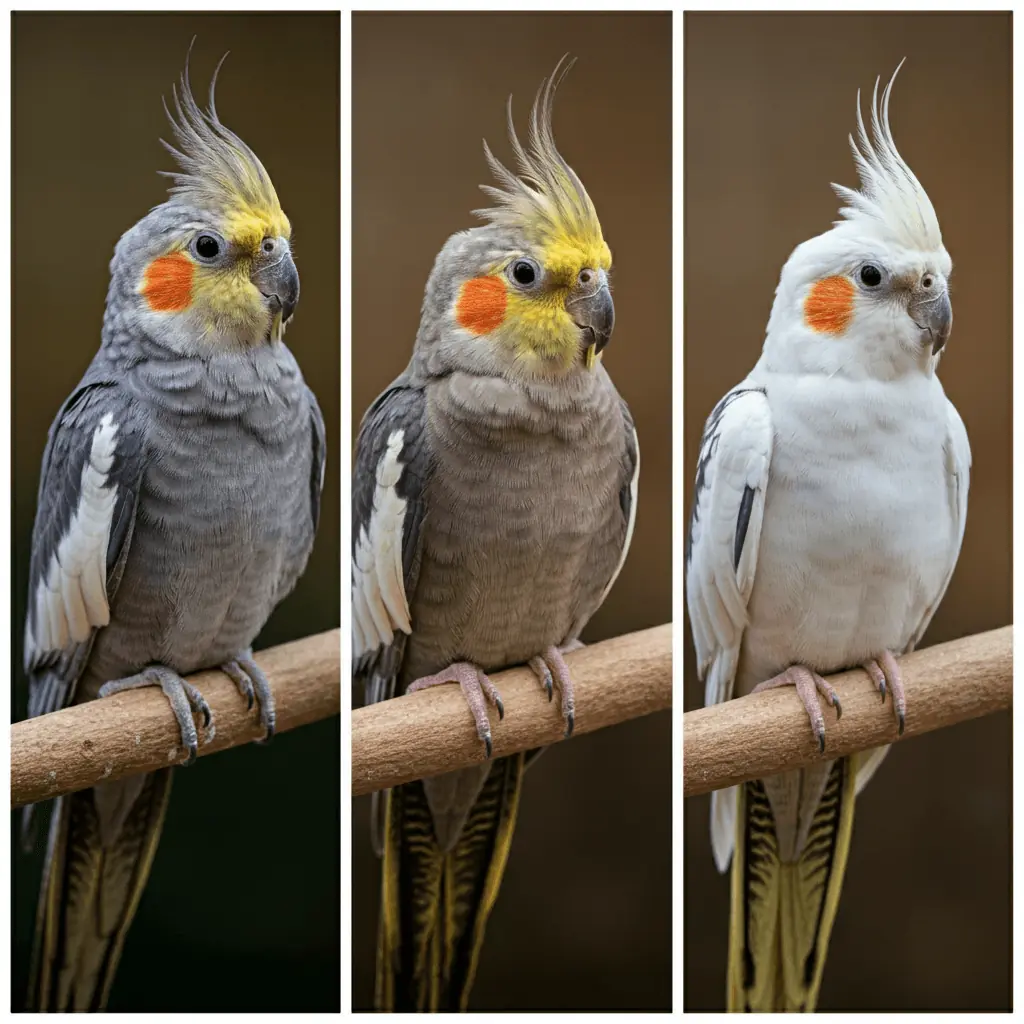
[
  {"xmin": 752, "ymin": 664, "xmax": 841, "ymax": 752},
  {"xmin": 528, "ymin": 646, "xmax": 576, "ymax": 738},
  {"xmin": 407, "ymin": 662, "xmax": 504, "ymax": 758},
  {"xmin": 221, "ymin": 650, "xmax": 276, "ymax": 741},
  {"xmin": 99, "ymin": 665, "xmax": 212, "ymax": 766},
  {"xmin": 862, "ymin": 650, "xmax": 906, "ymax": 735}
]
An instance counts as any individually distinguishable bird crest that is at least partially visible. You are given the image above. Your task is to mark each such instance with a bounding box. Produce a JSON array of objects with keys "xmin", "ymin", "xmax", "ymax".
[
  {"xmin": 161, "ymin": 50, "xmax": 289, "ymax": 248},
  {"xmin": 831, "ymin": 60, "xmax": 942, "ymax": 252},
  {"xmin": 475, "ymin": 56, "xmax": 611, "ymax": 277}
]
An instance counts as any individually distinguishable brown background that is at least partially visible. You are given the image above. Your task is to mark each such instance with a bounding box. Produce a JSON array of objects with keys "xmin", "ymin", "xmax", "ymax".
[
  {"xmin": 684, "ymin": 12, "xmax": 1011, "ymax": 1011},
  {"xmin": 11, "ymin": 13, "xmax": 340, "ymax": 1011},
  {"xmin": 352, "ymin": 12, "xmax": 672, "ymax": 1011}
]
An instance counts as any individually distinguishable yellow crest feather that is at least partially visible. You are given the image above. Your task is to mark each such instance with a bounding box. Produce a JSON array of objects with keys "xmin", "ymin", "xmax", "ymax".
[
  {"xmin": 475, "ymin": 56, "xmax": 610, "ymax": 275},
  {"xmin": 161, "ymin": 48, "xmax": 289, "ymax": 247}
]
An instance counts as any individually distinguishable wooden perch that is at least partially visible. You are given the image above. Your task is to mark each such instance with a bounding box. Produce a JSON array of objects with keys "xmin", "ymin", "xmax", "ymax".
[
  {"xmin": 11, "ymin": 629, "xmax": 340, "ymax": 809},
  {"xmin": 683, "ymin": 625, "xmax": 1011, "ymax": 798},
  {"xmin": 352, "ymin": 623, "xmax": 672, "ymax": 796}
]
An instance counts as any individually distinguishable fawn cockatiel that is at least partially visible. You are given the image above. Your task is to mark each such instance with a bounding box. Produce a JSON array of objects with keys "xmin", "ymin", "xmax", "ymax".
[
  {"xmin": 353, "ymin": 59, "xmax": 638, "ymax": 1011},
  {"xmin": 686, "ymin": 63, "xmax": 969, "ymax": 1011},
  {"xmin": 22, "ymin": 56, "xmax": 324, "ymax": 1010}
]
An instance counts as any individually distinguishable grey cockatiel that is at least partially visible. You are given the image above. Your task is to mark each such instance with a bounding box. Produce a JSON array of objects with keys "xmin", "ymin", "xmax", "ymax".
[
  {"xmin": 353, "ymin": 60, "xmax": 638, "ymax": 1011},
  {"xmin": 21, "ymin": 59, "xmax": 325, "ymax": 1010},
  {"xmin": 686, "ymin": 64, "xmax": 969, "ymax": 1011}
]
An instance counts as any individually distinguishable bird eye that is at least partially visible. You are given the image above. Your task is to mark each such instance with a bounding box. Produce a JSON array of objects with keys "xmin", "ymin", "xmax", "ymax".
[
  {"xmin": 191, "ymin": 233, "xmax": 223, "ymax": 263},
  {"xmin": 509, "ymin": 258, "xmax": 540, "ymax": 288},
  {"xmin": 859, "ymin": 264, "xmax": 883, "ymax": 288},
  {"xmin": 922, "ymin": 274, "xmax": 934, "ymax": 289}
]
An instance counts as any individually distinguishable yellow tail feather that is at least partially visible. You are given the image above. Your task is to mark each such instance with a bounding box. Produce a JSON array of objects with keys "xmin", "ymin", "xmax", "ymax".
[
  {"xmin": 376, "ymin": 753, "xmax": 524, "ymax": 1011},
  {"xmin": 727, "ymin": 758, "xmax": 856, "ymax": 1011},
  {"xmin": 30, "ymin": 769, "xmax": 172, "ymax": 1011}
]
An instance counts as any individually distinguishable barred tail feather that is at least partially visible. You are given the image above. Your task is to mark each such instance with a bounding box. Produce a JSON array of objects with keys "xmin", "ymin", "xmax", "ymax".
[
  {"xmin": 727, "ymin": 759, "xmax": 856, "ymax": 1011},
  {"xmin": 376, "ymin": 753, "xmax": 524, "ymax": 1011},
  {"xmin": 30, "ymin": 769, "xmax": 172, "ymax": 1011}
]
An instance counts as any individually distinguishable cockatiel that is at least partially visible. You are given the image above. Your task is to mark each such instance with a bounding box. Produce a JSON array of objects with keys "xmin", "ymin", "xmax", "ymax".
[
  {"xmin": 686, "ymin": 63, "xmax": 969, "ymax": 1012},
  {"xmin": 353, "ymin": 59, "xmax": 638, "ymax": 1011},
  {"xmin": 22, "ymin": 56, "xmax": 325, "ymax": 1010}
]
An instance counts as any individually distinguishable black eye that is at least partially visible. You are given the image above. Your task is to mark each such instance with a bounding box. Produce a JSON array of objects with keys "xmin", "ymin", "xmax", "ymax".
[
  {"xmin": 194, "ymin": 234, "xmax": 221, "ymax": 261},
  {"xmin": 511, "ymin": 259, "xmax": 537, "ymax": 286},
  {"xmin": 922, "ymin": 274, "xmax": 934, "ymax": 289},
  {"xmin": 860, "ymin": 264, "xmax": 882, "ymax": 287}
]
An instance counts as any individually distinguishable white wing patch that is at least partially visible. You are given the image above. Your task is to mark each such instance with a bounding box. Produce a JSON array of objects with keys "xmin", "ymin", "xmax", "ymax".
[
  {"xmin": 686, "ymin": 387, "xmax": 773, "ymax": 873},
  {"xmin": 27, "ymin": 413, "xmax": 119, "ymax": 662},
  {"xmin": 352, "ymin": 429, "xmax": 413, "ymax": 659}
]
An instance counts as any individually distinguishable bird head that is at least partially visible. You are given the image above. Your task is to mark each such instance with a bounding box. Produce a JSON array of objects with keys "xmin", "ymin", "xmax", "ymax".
[
  {"xmin": 110, "ymin": 50, "xmax": 298, "ymax": 354},
  {"xmin": 417, "ymin": 57, "xmax": 613, "ymax": 380},
  {"xmin": 764, "ymin": 62, "xmax": 951, "ymax": 381}
]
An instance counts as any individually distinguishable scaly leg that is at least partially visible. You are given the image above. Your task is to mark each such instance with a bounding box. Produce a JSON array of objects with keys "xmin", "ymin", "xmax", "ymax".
[
  {"xmin": 406, "ymin": 662, "xmax": 504, "ymax": 758},
  {"xmin": 862, "ymin": 650, "xmax": 906, "ymax": 735},
  {"xmin": 528, "ymin": 646, "xmax": 576, "ymax": 738},
  {"xmin": 752, "ymin": 664, "xmax": 842, "ymax": 753},
  {"xmin": 99, "ymin": 665, "xmax": 212, "ymax": 766},
  {"xmin": 221, "ymin": 650, "xmax": 276, "ymax": 741}
]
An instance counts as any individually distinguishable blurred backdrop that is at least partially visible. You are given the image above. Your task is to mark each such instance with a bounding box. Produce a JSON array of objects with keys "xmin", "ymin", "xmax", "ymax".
[
  {"xmin": 684, "ymin": 12, "xmax": 1010, "ymax": 1012},
  {"xmin": 352, "ymin": 12, "xmax": 672, "ymax": 1011},
  {"xmin": 11, "ymin": 13, "xmax": 340, "ymax": 1011}
]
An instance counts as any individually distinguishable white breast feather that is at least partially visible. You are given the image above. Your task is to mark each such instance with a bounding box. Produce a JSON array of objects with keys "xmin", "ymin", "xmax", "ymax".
[{"xmin": 352, "ymin": 429, "xmax": 412, "ymax": 659}]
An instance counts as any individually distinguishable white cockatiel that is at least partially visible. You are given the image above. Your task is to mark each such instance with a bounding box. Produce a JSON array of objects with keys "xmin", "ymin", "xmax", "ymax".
[{"xmin": 686, "ymin": 63, "xmax": 970, "ymax": 1011}]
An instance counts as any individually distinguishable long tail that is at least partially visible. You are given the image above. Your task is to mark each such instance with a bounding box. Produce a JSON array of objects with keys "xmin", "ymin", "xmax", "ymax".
[
  {"xmin": 376, "ymin": 753, "xmax": 524, "ymax": 1011},
  {"xmin": 727, "ymin": 758, "xmax": 855, "ymax": 1012},
  {"xmin": 29, "ymin": 769, "xmax": 173, "ymax": 1011}
]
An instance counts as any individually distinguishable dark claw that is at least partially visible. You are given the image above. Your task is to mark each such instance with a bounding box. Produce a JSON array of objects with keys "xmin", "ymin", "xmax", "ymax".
[
  {"xmin": 564, "ymin": 712, "xmax": 575, "ymax": 739},
  {"xmin": 200, "ymin": 702, "xmax": 211, "ymax": 728},
  {"xmin": 183, "ymin": 743, "xmax": 197, "ymax": 767},
  {"xmin": 897, "ymin": 710, "xmax": 905, "ymax": 736},
  {"xmin": 817, "ymin": 729, "xmax": 825, "ymax": 753},
  {"xmin": 258, "ymin": 721, "xmax": 276, "ymax": 744},
  {"xmin": 495, "ymin": 696, "xmax": 505, "ymax": 720},
  {"xmin": 832, "ymin": 695, "xmax": 842, "ymax": 720},
  {"xmin": 245, "ymin": 689, "xmax": 254, "ymax": 711},
  {"xmin": 879, "ymin": 680, "xmax": 887, "ymax": 703},
  {"xmin": 484, "ymin": 733, "xmax": 493, "ymax": 759}
]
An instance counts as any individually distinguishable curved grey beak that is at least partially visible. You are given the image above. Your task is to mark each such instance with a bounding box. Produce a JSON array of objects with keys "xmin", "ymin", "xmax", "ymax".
[
  {"xmin": 910, "ymin": 287, "xmax": 952, "ymax": 355},
  {"xmin": 568, "ymin": 283, "xmax": 615, "ymax": 364},
  {"xmin": 253, "ymin": 249, "xmax": 300, "ymax": 324}
]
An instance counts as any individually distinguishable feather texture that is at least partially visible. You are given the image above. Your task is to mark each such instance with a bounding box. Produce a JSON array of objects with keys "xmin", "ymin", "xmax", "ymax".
[
  {"xmin": 376, "ymin": 755, "xmax": 524, "ymax": 1011},
  {"xmin": 727, "ymin": 759, "xmax": 855, "ymax": 1011},
  {"xmin": 832, "ymin": 60, "xmax": 942, "ymax": 251}
]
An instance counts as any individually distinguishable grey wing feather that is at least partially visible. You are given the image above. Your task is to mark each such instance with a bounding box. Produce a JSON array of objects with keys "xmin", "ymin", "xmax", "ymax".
[
  {"xmin": 307, "ymin": 386, "xmax": 327, "ymax": 534},
  {"xmin": 351, "ymin": 371, "xmax": 432, "ymax": 707},
  {"xmin": 24, "ymin": 378, "xmax": 147, "ymax": 721},
  {"xmin": 597, "ymin": 398, "xmax": 639, "ymax": 608}
]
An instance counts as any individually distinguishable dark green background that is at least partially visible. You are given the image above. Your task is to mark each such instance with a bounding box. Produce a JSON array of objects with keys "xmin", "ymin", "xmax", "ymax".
[{"xmin": 11, "ymin": 13, "xmax": 340, "ymax": 1011}]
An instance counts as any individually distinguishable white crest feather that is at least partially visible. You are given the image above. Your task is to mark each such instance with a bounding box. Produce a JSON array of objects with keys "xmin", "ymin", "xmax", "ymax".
[{"xmin": 831, "ymin": 60, "xmax": 942, "ymax": 252}]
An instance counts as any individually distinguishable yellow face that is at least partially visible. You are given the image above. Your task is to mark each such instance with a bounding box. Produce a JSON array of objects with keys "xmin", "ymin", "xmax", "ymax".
[
  {"xmin": 140, "ymin": 201, "xmax": 292, "ymax": 344},
  {"xmin": 454, "ymin": 232, "xmax": 613, "ymax": 372}
]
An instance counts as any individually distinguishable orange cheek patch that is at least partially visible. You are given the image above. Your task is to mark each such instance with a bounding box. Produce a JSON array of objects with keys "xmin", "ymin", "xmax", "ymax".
[
  {"xmin": 804, "ymin": 275, "xmax": 855, "ymax": 335},
  {"xmin": 142, "ymin": 252, "xmax": 194, "ymax": 313},
  {"xmin": 455, "ymin": 276, "xmax": 507, "ymax": 336}
]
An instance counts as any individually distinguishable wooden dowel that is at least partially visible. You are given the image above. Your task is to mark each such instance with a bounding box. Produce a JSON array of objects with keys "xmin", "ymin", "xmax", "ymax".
[
  {"xmin": 352, "ymin": 623, "xmax": 672, "ymax": 796},
  {"xmin": 11, "ymin": 629, "xmax": 340, "ymax": 809},
  {"xmin": 683, "ymin": 626, "xmax": 1012, "ymax": 798}
]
